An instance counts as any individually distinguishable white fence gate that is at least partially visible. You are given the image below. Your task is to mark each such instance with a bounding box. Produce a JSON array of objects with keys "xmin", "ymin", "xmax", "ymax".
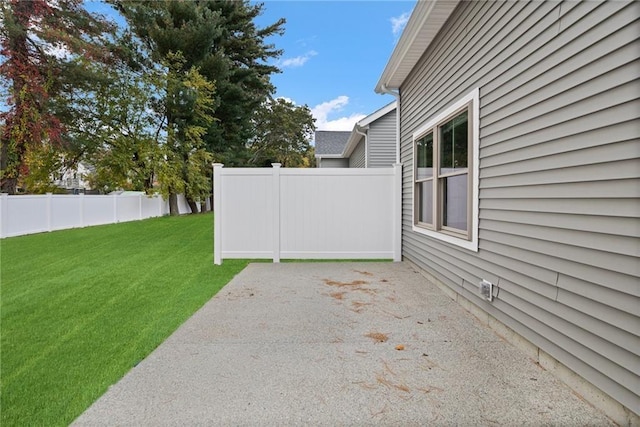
[{"xmin": 213, "ymin": 163, "xmax": 402, "ymax": 264}]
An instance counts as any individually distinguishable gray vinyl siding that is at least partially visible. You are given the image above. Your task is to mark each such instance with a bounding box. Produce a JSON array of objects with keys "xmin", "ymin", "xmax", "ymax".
[
  {"xmin": 318, "ymin": 158, "xmax": 348, "ymax": 168},
  {"xmin": 368, "ymin": 109, "xmax": 397, "ymax": 168},
  {"xmin": 399, "ymin": 0, "xmax": 639, "ymax": 414},
  {"xmin": 348, "ymin": 140, "xmax": 366, "ymax": 168}
]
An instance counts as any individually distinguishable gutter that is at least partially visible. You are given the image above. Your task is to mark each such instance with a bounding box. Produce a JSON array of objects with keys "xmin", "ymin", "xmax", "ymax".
[
  {"xmin": 354, "ymin": 125, "xmax": 368, "ymax": 168},
  {"xmin": 374, "ymin": 0, "xmax": 460, "ymax": 165},
  {"xmin": 379, "ymin": 84, "xmax": 401, "ymax": 164}
]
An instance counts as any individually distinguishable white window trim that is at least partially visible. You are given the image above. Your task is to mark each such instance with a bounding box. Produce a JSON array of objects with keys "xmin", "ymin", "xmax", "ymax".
[{"xmin": 412, "ymin": 88, "xmax": 480, "ymax": 252}]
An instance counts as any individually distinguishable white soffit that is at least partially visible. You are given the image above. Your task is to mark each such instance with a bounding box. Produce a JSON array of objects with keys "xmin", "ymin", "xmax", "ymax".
[{"xmin": 375, "ymin": 0, "xmax": 460, "ymax": 93}]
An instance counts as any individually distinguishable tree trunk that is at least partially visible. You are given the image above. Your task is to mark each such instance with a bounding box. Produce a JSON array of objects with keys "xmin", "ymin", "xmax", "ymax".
[
  {"xmin": 200, "ymin": 201, "xmax": 207, "ymax": 213},
  {"xmin": 168, "ymin": 193, "xmax": 179, "ymax": 216},
  {"xmin": 1, "ymin": 1, "xmax": 31, "ymax": 195},
  {"xmin": 0, "ymin": 137, "xmax": 17, "ymax": 194},
  {"xmin": 0, "ymin": 177, "xmax": 18, "ymax": 194},
  {"xmin": 186, "ymin": 197, "xmax": 199, "ymax": 214}
]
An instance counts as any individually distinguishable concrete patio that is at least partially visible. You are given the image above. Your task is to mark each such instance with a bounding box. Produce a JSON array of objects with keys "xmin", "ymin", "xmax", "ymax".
[{"xmin": 73, "ymin": 262, "xmax": 613, "ymax": 426}]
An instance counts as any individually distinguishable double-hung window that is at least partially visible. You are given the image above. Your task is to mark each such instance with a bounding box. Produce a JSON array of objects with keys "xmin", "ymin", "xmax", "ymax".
[{"xmin": 413, "ymin": 88, "xmax": 479, "ymax": 252}]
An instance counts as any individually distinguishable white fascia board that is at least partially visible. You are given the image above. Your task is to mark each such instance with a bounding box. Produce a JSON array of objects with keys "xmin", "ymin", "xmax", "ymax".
[
  {"xmin": 359, "ymin": 101, "xmax": 397, "ymax": 127},
  {"xmin": 316, "ymin": 154, "xmax": 345, "ymax": 159},
  {"xmin": 375, "ymin": 0, "xmax": 459, "ymax": 93},
  {"xmin": 342, "ymin": 125, "xmax": 365, "ymax": 158}
]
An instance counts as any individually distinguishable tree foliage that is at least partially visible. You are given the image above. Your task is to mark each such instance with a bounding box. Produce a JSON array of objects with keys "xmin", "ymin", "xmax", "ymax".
[
  {"xmin": 157, "ymin": 55, "xmax": 215, "ymax": 214},
  {"xmin": 111, "ymin": 0, "xmax": 285, "ymax": 213},
  {"xmin": 113, "ymin": 0, "xmax": 285, "ymax": 162},
  {"xmin": 249, "ymin": 98, "xmax": 316, "ymax": 167},
  {"xmin": 81, "ymin": 59, "xmax": 163, "ymax": 194},
  {"xmin": 0, "ymin": 0, "xmax": 319, "ymax": 211},
  {"xmin": 0, "ymin": 0, "xmax": 116, "ymax": 193}
]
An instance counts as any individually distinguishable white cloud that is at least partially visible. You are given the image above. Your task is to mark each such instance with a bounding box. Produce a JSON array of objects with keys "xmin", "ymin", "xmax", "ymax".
[
  {"xmin": 279, "ymin": 50, "xmax": 318, "ymax": 68},
  {"xmin": 390, "ymin": 11, "xmax": 411, "ymax": 37},
  {"xmin": 275, "ymin": 96, "xmax": 296, "ymax": 105},
  {"xmin": 311, "ymin": 96, "xmax": 366, "ymax": 131}
]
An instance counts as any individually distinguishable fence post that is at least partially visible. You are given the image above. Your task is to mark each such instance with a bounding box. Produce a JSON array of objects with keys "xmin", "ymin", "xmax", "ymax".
[
  {"xmin": 0, "ymin": 193, "xmax": 8, "ymax": 238},
  {"xmin": 213, "ymin": 163, "xmax": 223, "ymax": 265},
  {"xmin": 79, "ymin": 193, "xmax": 85, "ymax": 228},
  {"xmin": 393, "ymin": 163, "xmax": 403, "ymax": 262},
  {"xmin": 113, "ymin": 193, "xmax": 118, "ymax": 223},
  {"xmin": 46, "ymin": 193, "xmax": 53, "ymax": 232},
  {"xmin": 272, "ymin": 163, "xmax": 281, "ymax": 263}
]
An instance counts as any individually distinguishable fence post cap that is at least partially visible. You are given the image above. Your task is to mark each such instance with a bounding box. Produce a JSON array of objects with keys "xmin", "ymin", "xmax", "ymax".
[
  {"xmin": 213, "ymin": 163, "xmax": 224, "ymax": 169},
  {"xmin": 271, "ymin": 163, "xmax": 282, "ymax": 168}
]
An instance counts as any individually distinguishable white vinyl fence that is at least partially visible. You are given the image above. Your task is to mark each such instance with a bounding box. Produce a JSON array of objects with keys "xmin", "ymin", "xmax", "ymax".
[
  {"xmin": 0, "ymin": 193, "xmax": 201, "ymax": 238},
  {"xmin": 213, "ymin": 163, "xmax": 402, "ymax": 264}
]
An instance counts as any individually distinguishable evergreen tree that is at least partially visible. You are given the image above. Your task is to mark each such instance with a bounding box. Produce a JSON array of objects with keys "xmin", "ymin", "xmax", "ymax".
[{"xmin": 113, "ymin": 0, "xmax": 284, "ymax": 213}]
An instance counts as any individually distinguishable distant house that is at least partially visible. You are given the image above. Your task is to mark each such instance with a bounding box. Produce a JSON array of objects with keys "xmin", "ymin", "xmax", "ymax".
[
  {"xmin": 314, "ymin": 131, "xmax": 350, "ymax": 168},
  {"xmin": 315, "ymin": 102, "xmax": 397, "ymax": 168},
  {"xmin": 342, "ymin": 101, "xmax": 397, "ymax": 168},
  {"xmin": 53, "ymin": 162, "xmax": 94, "ymax": 193},
  {"xmin": 375, "ymin": 0, "xmax": 639, "ymax": 424}
]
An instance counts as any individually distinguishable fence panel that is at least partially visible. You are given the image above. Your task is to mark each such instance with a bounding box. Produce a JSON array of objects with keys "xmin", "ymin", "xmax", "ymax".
[
  {"xmin": 51, "ymin": 195, "xmax": 83, "ymax": 230},
  {"xmin": 116, "ymin": 195, "xmax": 141, "ymax": 222},
  {"xmin": 218, "ymin": 169, "xmax": 275, "ymax": 259},
  {"xmin": 141, "ymin": 195, "xmax": 166, "ymax": 218},
  {"xmin": 83, "ymin": 195, "xmax": 116, "ymax": 227},
  {"xmin": 214, "ymin": 163, "xmax": 402, "ymax": 264},
  {"xmin": 279, "ymin": 169, "xmax": 395, "ymax": 258},
  {"xmin": 2, "ymin": 195, "xmax": 48, "ymax": 237},
  {"xmin": 0, "ymin": 193, "xmax": 176, "ymax": 238}
]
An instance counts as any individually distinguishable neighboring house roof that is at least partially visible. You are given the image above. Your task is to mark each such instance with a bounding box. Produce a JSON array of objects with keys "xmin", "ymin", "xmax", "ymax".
[
  {"xmin": 314, "ymin": 131, "xmax": 351, "ymax": 157},
  {"xmin": 375, "ymin": 0, "xmax": 459, "ymax": 93},
  {"xmin": 343, "ymin": 101, "xmax": 396, "ymax": 158}
]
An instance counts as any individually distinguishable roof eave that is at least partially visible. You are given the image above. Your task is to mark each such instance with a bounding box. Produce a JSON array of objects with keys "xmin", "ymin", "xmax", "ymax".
[
  {"xmin": 359, "ymin": 101, "xmax": 397, "ymax": 127},
  {"xmin": 315, "ymin": 154, "xmax": 346, "ymax": 159},
  {"xmin": 342, "ymin": 124, "xmax": 367, "ymax": 158},
  {"xmin": 375, "ymin": 0, "xmax": 460, "ymax": 93},
  {"xmin": 341, "ymin": 101, "xmax": 396, "ymax": 158}
]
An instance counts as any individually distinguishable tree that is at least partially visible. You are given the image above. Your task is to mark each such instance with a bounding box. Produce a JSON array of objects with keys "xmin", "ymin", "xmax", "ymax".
[
  {"xmin": 198, "ymin": 1, "xmax": 285, "ymax": 166},
  {"xmin": 157, "ymin": 56, "xmax": 215, "ymax": 215},
  {"xmin": 112, "ymin": 0, "xmax": 285, "ymax": 212},
  {"xmin": 248, "ymin": 98, "xmax": 316, "ymax": 167},
  {"xmin": 81, "ymin": 60, "xmax": 163, "ymax": 194},
  {"xmin": 0, "ymin": 0, "xmax": 116, "ymax": 193}
]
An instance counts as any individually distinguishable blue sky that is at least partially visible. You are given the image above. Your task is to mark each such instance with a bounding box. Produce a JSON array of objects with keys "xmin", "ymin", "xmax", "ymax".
[{"xmin": 253, "ymin": 1, "xmax": 416, "ymax": 131}]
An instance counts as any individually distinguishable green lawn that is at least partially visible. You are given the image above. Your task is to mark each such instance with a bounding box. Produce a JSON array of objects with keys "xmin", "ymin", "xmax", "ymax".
[{"xmin": 0, "ymin": 213, "xmax": 249, "ymax": 426}]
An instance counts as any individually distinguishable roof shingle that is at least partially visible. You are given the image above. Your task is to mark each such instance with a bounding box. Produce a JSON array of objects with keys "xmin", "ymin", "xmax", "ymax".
[{"xmin": 314, "ymin": 131, "xmax": 351, "ymax": 156}]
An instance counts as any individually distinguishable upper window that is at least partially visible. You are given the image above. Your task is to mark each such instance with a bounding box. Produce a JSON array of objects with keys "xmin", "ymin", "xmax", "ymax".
[{"xmin": 412, "ymin": 88, "xmax": 479, "ymax": 252}]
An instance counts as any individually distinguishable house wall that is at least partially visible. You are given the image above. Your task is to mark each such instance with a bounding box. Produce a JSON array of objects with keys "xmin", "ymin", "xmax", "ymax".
[
  {"xmin": 368, "ymin": 109, "xmax": 397, "ymax": 168},
  {"xmin": 399, "ymin": 0, "xmax": 639, "ymax": 417},
  {"xmin": 318, "ymin": 158, "xmax": 349, "ymax": 168},
  {"xmin": 349, "ymin": 140, "xmax": 366, "ymax": 168}
]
